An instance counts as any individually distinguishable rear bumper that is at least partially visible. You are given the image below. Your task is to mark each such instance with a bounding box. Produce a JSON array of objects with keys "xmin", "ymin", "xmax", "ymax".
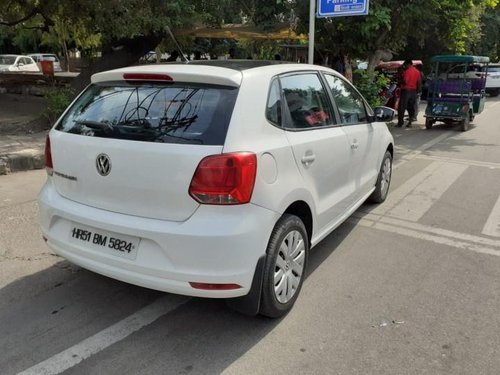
[{"xmin": 38, "ymin": 179, "xmax": 279, "ymax": 298}]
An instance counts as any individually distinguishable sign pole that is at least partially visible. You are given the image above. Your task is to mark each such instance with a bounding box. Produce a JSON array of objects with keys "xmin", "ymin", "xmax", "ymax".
[{"xmin": 308, "ymin": 0, "xmax": 315, "ymax": 64}]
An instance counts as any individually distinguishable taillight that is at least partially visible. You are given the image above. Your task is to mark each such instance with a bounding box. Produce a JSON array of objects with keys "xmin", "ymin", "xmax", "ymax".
[
  {"xmin": 44, "ymin": 135, "xmax": 53, "ymax": 176},
  {"xmin": 189, "ymin": 153, "xmax": 257, "ymax": 205}
]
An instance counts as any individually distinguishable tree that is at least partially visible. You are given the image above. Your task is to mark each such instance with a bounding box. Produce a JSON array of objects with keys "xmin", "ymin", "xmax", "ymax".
[{"xmin": 291, "ymin": 0, "xmax": 499, "ymax": 70}]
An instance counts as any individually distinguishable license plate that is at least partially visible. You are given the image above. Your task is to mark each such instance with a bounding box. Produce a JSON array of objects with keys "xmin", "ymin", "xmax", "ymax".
[{"xmin": 68, "ymin": 223, "xmax": 140, "ymax": 260}]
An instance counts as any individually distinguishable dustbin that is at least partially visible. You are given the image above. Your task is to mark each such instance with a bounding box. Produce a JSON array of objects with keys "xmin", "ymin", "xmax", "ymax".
[{"xmin": 40, "ymin": 60, "xmax": 54, "ymax": 76}]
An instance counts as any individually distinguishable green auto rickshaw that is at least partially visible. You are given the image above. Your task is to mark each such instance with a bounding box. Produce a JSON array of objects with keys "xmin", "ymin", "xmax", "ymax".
[{"xmin": 425, "ymin": 55, "xmax": 489, "ymax": 131}]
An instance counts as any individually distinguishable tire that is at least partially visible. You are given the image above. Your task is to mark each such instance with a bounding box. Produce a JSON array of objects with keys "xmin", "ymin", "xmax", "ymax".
[
  {"xmin": 460, "ymin": 114, "xmax": 469, "ymax": 131},
  {"xmin": 469, "ymin": 110, "xmax": 475, "ymax": 123},
  {"xmin": 368, "ymin": 150, "xmax": 392, "ymax": 203},
  {"xmin": 259, "ymin": 214, "xmax": 308, "ymax": 318},
  {"xmin": 425, "ymin": 118, "xmax": 434, "ymax": 129},
  {"xmin": 489, "ymin": 89, "xmax": 499, "ymax": 97}
]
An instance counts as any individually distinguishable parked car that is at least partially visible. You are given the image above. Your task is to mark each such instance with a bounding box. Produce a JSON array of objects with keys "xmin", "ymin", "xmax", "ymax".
[
  {"xmin": 38, "ymin": 61, "xmax": 395, "ymax": 318},
  {"xmin": 28, "ymin": 53, "xmax": 63, "ymax": 72},
  {"xmin": 0, "ymin": 54, "xmax": 40, "ymax": 72},
  {"xmin": 485, "ymin": 63, "xmax": 500, "ymax": 97}
]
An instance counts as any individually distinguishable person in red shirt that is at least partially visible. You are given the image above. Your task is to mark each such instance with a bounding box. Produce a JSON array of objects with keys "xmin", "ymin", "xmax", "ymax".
[{"xmin": 396, "ymin": 59, "xmax": 422, "ymax": 127}]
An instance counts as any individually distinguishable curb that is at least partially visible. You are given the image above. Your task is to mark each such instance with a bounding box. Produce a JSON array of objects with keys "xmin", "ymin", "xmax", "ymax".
[{"xmin": 0, "ymin": 149, "xmax": 45, "ymax": 175}]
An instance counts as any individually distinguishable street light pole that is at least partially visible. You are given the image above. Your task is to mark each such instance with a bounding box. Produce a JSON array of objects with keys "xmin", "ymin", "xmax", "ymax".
[{"xmin": 308, "ymin": 0, "xmax": 315, "ymax": 64}]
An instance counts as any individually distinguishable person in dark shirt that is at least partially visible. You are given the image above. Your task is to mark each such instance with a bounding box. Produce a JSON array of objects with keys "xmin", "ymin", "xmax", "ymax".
[{"xmin": 396, "ymin": 59, "xmax": 422, "ymax": 128}]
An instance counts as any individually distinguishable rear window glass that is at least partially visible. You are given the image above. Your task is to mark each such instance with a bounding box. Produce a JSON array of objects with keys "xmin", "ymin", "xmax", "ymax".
[
  {"xmin": 488, "ymin": 66, "xmax": 500, "ymax": 73},
  {"xmin": 56, "ymin": 83, "xmax": 238, "ymax": 145}
]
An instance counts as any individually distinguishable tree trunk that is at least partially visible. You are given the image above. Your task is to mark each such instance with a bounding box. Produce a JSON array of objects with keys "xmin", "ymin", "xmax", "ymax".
[
  {"xmin": 367, "ymin": 49, "xmax": 394, "ymax": 72},
  {"xmin": 71, "ymin": 34, "xmax": 162, "ymax": 94}
]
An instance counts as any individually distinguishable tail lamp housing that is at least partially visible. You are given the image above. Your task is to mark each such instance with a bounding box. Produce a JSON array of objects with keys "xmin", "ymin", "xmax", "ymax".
[
  {"xmin": 44, "ymin": 135, "xmax": 53, "ymax": 176},
  {"xmin": 189, "ymin": 153, "xmax": 257, "ymax": 205}
]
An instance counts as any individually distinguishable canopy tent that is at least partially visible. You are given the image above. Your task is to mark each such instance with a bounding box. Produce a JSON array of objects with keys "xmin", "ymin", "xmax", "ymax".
[{"xmin": 430, "ymin": 55, "xmax": 490, "ymax": 64}]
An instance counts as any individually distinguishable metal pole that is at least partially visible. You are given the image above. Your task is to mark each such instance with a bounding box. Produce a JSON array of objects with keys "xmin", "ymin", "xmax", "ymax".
[{"xmin": 308, "ymin": 0, "xmax": 315, "ymax": 64}]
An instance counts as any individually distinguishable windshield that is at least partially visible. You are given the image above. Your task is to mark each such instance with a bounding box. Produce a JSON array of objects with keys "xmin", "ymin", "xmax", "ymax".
[
  {"xmin": 0, "ymin": 56, "xmax": 16, "ymax": 65},
  {"xmin": 56, "ymin": 82, "xmax": 238, "ymax": 145}
]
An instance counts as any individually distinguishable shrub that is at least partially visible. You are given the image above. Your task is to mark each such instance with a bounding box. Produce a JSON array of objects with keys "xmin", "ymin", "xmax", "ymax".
[
  {"xmin": 42, "ymin": 86, "xmax": 74, "ymax": 125},
  {"xmin": 353, "ymin": 69, "xmax": 390, "ymax": 108}
]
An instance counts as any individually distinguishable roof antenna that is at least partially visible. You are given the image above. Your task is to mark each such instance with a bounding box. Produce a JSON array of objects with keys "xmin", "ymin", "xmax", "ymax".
[{"xmin": 166, "ymin": 26, "xmax": 189, "ymax": 63}]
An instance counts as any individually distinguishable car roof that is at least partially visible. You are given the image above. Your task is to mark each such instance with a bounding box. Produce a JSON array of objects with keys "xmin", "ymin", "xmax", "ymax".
[{"xmin": 187, "ymin": 59, "xmax": 289, "ymax": 71}]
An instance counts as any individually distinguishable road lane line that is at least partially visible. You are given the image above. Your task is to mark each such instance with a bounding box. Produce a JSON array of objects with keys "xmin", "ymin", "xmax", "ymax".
[
  {"xmin": 354, "ymin": 212, "xmax": 500, "ymax": 249},
  {"xmin": 393, "ymin": 131, "xmax": 453, "ymax": 170},
  {"xmin": 352, "ymin": 217, "xmax": 500, "ymax": 257},
  {"xmin": 482, "ymin": 195, "xmax": 500, "ymax": 237},
  {"xmin": 387, "ymin": 162, "xmax": 468, "ymax": 221},
  {"xmin": 17, "ymin": 295, "xmax": 189, "ymax": 375},
  {"xmin": 369, "ymin": 161, "xmax": 442, "ymax": 216},
  {"xmin": 416, "ymin": 154, "xmax": 500, "ymax": 169}
]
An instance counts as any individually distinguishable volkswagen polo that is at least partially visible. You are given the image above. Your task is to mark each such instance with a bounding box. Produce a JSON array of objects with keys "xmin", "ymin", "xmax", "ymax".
[{"xmin": 39, "ymin": 60, "xmax": 394, "ymax": 317}]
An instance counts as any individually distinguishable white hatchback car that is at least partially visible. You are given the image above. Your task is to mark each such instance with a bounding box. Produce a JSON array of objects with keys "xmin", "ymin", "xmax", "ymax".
[
  {"xmin": 39, "ymin": 61, "xmax": 394, "ymax": 317},
  {"xmin": 0, "ymin": 54, "xmax": 40, "ymax": 72},
  {"xmin": 28, "ymin": 53, "xmax": 63, "ymax": 72}
]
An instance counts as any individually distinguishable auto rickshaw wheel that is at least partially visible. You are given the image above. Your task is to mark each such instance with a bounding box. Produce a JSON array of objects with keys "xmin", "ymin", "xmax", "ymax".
[
  {"xmin": 461, "ymin": 115, "xmax": 470, "ymax": 131},
  {"xmin": 469, "ymin": 110, "xmax": 475, "ymax": 123},
  {"xmin": 425, "ymin": 118, "xmax": 434, "ymax": 129}
]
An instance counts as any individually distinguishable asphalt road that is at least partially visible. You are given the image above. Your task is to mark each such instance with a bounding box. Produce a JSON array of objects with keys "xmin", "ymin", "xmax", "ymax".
[{"xmin": 1, "ymin": 96, "xmax": 500, "ymax": 375}]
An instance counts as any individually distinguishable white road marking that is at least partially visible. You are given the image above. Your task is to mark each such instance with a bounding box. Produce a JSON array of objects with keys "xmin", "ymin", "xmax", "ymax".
[
  {"xmin": 355, "ymin": 212, "xmax": 500, "ymax": 249},
  {"xmin": 17, "ymin": 295, "xmax": 189, "ymax": 375},
  {"xmin": 351, "ymin": 214, "xmax": 500, "ymax": 257},
  {"xmin": 393, "ymin": 131, "xmax": 453, "ymax": 170},
  {"xmin": 417, "ymin": 154, "xmax": 500, "ymax": 169},
  {"xmin": 387, "ymin": 162, "xmax": 468, "ymax": 221},
  {"xmin": 482, "ymin": 195, "xmax": 500, "ymax": 237},
  {"xmin": 369, "ymin": 161, "xmax": 443, "ymax": 216}
]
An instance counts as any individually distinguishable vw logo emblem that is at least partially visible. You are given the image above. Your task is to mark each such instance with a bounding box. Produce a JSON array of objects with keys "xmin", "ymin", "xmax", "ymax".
[{"xmin": 96, "ymin": 154, "xmax": 111, "ymax": 176}]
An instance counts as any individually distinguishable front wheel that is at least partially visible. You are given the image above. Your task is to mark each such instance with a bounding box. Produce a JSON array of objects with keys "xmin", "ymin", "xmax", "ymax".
[
  {"xmin": 259, "ymin": 214, "xmax": 308, "ymax": 318},
  {"xmin": 368, "ymin": 150, "xmax": 392, "ymax": 203}
]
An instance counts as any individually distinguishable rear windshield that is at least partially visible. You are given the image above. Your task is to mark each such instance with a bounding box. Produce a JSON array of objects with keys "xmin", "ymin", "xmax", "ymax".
[
  {"xmin": 56, "ymin": 82, "xmax": 238, "ymax": 145},
  {"xmin": 488, "ymin": 65, "xmax": 500, "ymax": 73},
  {"xmin": 42, "ymin": 55, "xmax": 59, "ymax": 62}
]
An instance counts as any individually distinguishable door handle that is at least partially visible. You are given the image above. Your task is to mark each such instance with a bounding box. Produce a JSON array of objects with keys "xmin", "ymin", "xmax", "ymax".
[
  {"xmin": 301, "ymin": 154, "xmax": 316, "ymax": 165},
  {"xmin": 351, "ymin": 141, "xmax": 359, "ymax": 150}
]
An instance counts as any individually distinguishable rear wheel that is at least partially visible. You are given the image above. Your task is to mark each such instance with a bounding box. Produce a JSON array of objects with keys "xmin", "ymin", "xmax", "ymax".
[
  {"xmin": 260, "ymin": 214, "xmax": 308, "ymax": 318},
  {"xmin": 368, "ymin": 150, "xmax": 392, "ymax": 203},
  {"xmin": 460, "ymin": 114, "xmax": 470, "ymax": 131},
  {"xmin": 425, "ymin": 118, "xmax": 434, "ymax": 129},
  {"xmin": 469, "ymin": 110, "xmax": 475, "ymax": 123}
]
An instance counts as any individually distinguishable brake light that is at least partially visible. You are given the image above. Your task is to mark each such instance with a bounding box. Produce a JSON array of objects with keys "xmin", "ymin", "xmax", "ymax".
[
  {"xmin": 44, "ymin": 135, "xmax": 53, "ymax": 176},
  {"xmin": 123, "ymin": 73, "xmax": 173, "ymax": 82},
  {"xmin": 189, "ymin": 153, "xmax": 257, "ymax": 205}
]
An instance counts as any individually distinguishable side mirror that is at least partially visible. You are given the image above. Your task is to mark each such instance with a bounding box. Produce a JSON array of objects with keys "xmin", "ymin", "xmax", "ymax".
[{"xmin": 373, "ymin": 106, "xmax": 396, "ymax": 122}]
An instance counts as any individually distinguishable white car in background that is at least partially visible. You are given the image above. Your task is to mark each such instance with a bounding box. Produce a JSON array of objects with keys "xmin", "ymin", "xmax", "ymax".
[
  {"xmin": 28, "ymin": 53, "xmax": 63, "ymax": 72},
  {"xmin": 485, "ymin": 63, "xmax": 500, "ymax": 97},
  {"xmin": 38, "ymin": 61, "xmax": 395, "ymax": 317},
  {"xmin": 0, "ymin": 54, "xmax": 40, "ymax": 72}
]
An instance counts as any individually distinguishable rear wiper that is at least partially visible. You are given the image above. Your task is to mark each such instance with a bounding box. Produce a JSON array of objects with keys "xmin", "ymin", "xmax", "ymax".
[{"xmin": 76, "ymin": 120, "xmax": 114, "ymax": 132}]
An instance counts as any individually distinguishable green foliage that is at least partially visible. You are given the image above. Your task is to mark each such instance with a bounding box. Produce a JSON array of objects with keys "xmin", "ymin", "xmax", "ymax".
[
  {"xmin": 353, "ymin": 70, "xmax": 390, "ymax": 108},
  {"xmin": 42, "ymin": 87, "xmax": 75, "ymax": 125}
]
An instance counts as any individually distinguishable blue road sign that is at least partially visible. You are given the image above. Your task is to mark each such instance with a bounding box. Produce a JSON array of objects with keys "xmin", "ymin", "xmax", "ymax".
[{"xmin": 317, "ymin": 0, "xmax": 369, "ymax": 18}]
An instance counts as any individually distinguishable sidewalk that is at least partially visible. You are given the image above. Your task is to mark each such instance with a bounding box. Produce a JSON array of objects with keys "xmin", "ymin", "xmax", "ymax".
[
  {"xmin": 0, "ymin": 132, "xmax": 46, "ymax": 174},
  {"xmin": 0, "ymin": 93, "xmax": 48, "ymax": 175}
]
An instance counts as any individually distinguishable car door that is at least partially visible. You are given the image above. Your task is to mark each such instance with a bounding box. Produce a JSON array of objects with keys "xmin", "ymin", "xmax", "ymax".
[
  {"xmin": 279, "ymin": 72, "xmax": 354, "ymax": 232},
  {"xmin": 323, "ymin": 73, "xmax": 379, "ymax": 204}
]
